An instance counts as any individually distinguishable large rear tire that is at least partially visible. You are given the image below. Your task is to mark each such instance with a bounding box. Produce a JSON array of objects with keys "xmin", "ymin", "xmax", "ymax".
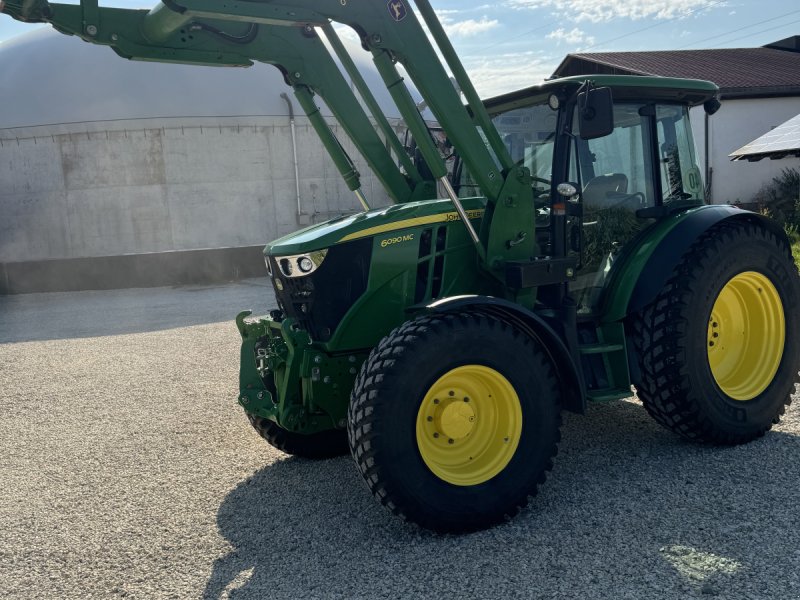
[
  {"xmin": 631, "ymin": 221, "xmax": 800, "ymax": 444},
  {"xmin": 347, "ymin": 312, "xmax": 562, "ymax": 533}
]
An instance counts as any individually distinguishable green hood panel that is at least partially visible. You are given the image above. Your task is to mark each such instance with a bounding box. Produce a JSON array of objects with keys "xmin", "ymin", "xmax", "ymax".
[{"xmin": 265, "ymin": 197, "xmax": 487, "ymax": 256}]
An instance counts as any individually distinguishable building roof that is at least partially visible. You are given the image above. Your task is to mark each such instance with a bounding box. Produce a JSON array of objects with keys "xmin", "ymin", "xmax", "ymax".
[
  {"xmin": 730, "ymin": 113, "xmax": 800, "ymax": 161},
  {"xmin": 552, "ymin": 37, "xmax": 800, "ymax": 98}
]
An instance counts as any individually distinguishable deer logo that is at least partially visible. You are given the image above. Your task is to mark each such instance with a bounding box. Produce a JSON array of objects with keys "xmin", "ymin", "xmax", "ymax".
[{"xmin": 387, "ymin": 0, "xmax": 407, "ymax": 22}]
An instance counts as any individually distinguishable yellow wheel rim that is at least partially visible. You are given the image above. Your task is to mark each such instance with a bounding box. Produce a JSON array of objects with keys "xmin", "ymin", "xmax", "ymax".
[
  {"xmin": 415, "ymin": 365, "xmax": 522, "ymax": 486},
  {"xmin": 707, "ymin": 271, "xmax": 785, "ymax": 401}
]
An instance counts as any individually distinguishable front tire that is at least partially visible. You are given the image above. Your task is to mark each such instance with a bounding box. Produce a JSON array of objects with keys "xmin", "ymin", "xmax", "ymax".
[
  {"xmin": 247, "ymin": 415, "xmax": 348, "ymax": 459},
  {"xmin": 347, "ymin": 312, "xmax": 562, "ymax": 533},
  {"xmin": 631, "ymin": 221, "xmax": 800, "ymax": 444}
]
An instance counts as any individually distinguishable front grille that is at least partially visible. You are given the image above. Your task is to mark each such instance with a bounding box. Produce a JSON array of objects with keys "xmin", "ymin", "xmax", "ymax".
[{"xmin": 268, "ymin": 237, "xmax": 372, "ymax": 342}]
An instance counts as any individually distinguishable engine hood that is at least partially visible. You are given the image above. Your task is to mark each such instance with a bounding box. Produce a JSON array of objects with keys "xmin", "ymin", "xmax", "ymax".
[{"xmin": 265, "ymin": 197, "xmax": 486, "ymax": 256}]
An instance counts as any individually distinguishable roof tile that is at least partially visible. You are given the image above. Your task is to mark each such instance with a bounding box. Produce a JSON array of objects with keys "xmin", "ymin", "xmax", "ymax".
[{"xmin": 560, "ymin": 47, "xmax": 800, "ymax": 92}]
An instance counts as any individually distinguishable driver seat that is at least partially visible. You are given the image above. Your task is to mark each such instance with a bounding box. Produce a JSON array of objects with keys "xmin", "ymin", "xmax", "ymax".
[{"xmin": 582, "ymin": 173, "xmax": 628, "ymax": 209}]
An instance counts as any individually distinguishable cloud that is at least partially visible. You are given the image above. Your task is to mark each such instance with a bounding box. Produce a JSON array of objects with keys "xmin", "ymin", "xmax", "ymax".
[
  {"xmin": 442, "ymin": 16, "xmax": 500, "ymax": 37},
  {"xmin": 331, "ymin": 23, "xmax": 361, "ymax": 44},
  {"xmin": 546, "ymin": 27, "xmax": 595, "ymax": 45},
  {"xmin": 462, "ymin": 51, "xmax": 554, "ymax": 97},
  {"xmin": 505, "ymin": 0, "xmax": 719, "ymax": 23}
]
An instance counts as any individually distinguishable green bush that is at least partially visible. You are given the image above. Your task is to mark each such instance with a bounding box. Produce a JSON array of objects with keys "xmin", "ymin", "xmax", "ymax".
[
  {"xmin": 786, "ymin": 224, "xmax": 800, "ymax": 268},
  {"xmin": 756, "ymin": 168, "xmax": 800, "ymax": 229}
]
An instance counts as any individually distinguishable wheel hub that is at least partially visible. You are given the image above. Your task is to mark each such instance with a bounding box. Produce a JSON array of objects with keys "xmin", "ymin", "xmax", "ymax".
[
  {"xmin": 416, "ymin": 365, "xmax": 522, "ymax": 486},
  {"xmin": 707, "ymin": 271, "xmax": 785, "ymax": 401},
  {"xmin": 434, "ymin": 397, "xmax": 476, "ymax": 440}
]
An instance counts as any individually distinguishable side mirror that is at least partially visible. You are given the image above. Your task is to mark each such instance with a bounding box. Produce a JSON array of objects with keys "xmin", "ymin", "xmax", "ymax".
[
  {"xmin": 578, "ymin": 86, "xmax": 614, "ymax": 140},
  {"xmin": 704, "ymin": 97, "xmax": 721, "ymax": 115}
]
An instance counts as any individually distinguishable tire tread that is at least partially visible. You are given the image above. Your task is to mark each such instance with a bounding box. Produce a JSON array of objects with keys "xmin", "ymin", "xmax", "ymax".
[
  {"xmin": 347, "ymin": 312, "xmax": 562, "ymax": 532},
  {"xmin": 631, "ymin": 220, "xmax": 797, "ymax": 445}
]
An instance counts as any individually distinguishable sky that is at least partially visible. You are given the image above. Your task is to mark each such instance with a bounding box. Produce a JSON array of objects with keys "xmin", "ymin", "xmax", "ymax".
[{"xmin": 1, "ymin": 0, "xmax": 798, "ymax": 97}]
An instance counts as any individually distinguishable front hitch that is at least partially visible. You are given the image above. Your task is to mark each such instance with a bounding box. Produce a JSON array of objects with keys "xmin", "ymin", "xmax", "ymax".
[
  {"xmin": 236, "ymin": 310, "xmax": 325, "ymax": 432},
  {"xmin": 236, "ymin": 310, "xmax": 275, "ymax": 417}
]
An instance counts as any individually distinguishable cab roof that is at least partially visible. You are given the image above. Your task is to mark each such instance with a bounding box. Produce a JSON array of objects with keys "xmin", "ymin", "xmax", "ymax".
[{"xmin": 484, "ymin": 74, "xmax": 719, "ymax": 113}]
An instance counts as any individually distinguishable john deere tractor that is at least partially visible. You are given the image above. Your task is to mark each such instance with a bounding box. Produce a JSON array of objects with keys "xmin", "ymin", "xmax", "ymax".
[{"xmin": 6, "ymin": 0, "xmax": 797, "ymax": 533}]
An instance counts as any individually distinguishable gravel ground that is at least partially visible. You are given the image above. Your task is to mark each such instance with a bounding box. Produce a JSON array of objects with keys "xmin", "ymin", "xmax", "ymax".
[{"xmin": 1, "ymin": 279, "xmax": 798, "ymax": 600}]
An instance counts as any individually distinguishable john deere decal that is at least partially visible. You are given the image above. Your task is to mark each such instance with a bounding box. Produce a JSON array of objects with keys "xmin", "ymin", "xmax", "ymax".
[{"xmin": 387, "ymin": 0, "xmax": 407, "ymax": 22}]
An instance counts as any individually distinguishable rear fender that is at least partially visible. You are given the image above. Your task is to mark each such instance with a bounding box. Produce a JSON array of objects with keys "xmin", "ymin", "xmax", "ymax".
[
  {"xmin": 424, "ymin": 296, "xmax": 586, "ymax": 414},
  {"xmin": 601, "ymin": 205, "xmax": 786, "ymax": 323}
]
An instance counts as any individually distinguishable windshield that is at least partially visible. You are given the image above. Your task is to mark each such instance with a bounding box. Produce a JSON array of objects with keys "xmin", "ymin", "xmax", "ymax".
[{"xmin": 457, "ymin": 100, "xmax": 557, "ymax": 197}]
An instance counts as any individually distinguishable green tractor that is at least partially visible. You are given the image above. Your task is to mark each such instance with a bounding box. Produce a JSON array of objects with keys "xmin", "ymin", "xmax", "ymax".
[{"xmin": 6, "ymin": 0, "xmax": 798, "ymax": 533}]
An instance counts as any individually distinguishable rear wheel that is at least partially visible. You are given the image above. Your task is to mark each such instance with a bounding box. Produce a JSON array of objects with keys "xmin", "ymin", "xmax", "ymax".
[
  {"xmin": 631, "ymin": 221, "xmax": 800, "ymax": 444},
  {"xmin": 347, "ymin": 312, "xmax": 562, "ymax": 533}
]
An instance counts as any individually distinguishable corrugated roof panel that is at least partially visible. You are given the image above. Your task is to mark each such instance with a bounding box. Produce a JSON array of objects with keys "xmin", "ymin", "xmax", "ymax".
[{"xmin": 730, "ymin": 113, "xmax": 800, "ymax": 161}]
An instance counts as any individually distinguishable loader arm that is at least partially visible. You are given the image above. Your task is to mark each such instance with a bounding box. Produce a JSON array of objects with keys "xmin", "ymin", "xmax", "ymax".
[{"xmin": 1, "ymin": 0, "xmax": 540, "ymax": 277}]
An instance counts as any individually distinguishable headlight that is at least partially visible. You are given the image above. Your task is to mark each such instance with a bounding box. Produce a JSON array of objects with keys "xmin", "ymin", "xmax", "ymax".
[
  {"xmin": 274, "ymin": 249, "xmax": 328, "ymax": 278},
  {"xmin": 298, "ymin": 256, "xmax": 314, "ymax": 273}
]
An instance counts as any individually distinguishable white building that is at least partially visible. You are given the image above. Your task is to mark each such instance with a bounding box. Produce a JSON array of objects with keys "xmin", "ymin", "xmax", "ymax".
[
  {"xmin": 0, "ymin": 28, "xmax": 408, "ymax": 293},
  {"xmin": 551, "ymin": 36, "xmax": 800, "ymax": 205}
]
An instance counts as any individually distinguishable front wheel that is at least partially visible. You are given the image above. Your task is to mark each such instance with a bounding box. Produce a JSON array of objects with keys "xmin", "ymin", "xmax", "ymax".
[
  {"xmin": 347, "ymin": 312, "xmax": 562, "ymax": 533},
  {"xmin": 631, "ymin": 221, "xmax": 800, "ymax": 444},
  {"xmin": 247, "ymin": 415, "xmax": 348, "ymax": 459}
]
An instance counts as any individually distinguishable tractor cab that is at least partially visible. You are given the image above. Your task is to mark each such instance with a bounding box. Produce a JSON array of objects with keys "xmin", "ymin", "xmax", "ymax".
[{"xmin": 455, "ymin": 75, "xmax": 717, "ymax": 313}]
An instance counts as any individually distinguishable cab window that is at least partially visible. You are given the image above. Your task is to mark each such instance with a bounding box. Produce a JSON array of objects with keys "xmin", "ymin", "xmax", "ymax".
[{"xmin": 656, "ymin": 105, "xmax": 705, "ymax": 203}]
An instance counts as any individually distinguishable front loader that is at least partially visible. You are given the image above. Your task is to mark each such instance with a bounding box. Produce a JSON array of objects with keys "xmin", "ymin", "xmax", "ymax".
[{"xmin": 6, "ymin": 0, "xmax": 798, "ymax": 533}]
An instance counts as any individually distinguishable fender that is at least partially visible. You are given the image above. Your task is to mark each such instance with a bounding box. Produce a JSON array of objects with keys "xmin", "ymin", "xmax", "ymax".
[
  {"xmin": 601, "ymin": 205, "xmax": 787, "ymax": 323},
  {"xmin": 424, "ymin": 295, "xmax": 586, "ymax": 414}
]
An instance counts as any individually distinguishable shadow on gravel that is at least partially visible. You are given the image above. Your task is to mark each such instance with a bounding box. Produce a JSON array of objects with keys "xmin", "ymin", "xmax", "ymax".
[
  {"xmin": 0, "ymin": 279, "xmax": 274, "ymax": 342},
  {"xmin": 205, "ymin": 400, "xmax": 800, "ymax": 599}
]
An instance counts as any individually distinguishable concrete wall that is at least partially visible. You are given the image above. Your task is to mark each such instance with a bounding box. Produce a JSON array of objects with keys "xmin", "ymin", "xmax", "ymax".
[
  {"xmin": 690, "ymin": 96, "xmax": 800, "ymax": 204},
  {"xmin": 0, "ymin": 115, "xmax": 396, "ymax": 264}
]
